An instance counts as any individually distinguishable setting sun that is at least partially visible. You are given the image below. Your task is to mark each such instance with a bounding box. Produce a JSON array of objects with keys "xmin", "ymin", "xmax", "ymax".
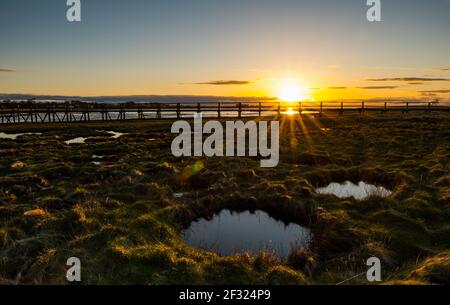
[{"xmin": 277, "ymin": 82, "xmax": 308, "ymax": 103}]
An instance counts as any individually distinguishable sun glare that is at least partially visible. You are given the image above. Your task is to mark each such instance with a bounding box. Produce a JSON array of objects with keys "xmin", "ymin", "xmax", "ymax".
[
  {"xmin": 277, "ymin": 82, "xmax": 308, "ymax": 103},
  {"xmin": 282, "ymin": 107, "xmax": 297, "ymax": 116}
]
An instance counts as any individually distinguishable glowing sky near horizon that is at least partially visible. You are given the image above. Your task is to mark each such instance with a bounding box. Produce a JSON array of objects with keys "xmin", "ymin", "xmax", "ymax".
[{"xmin": 0, "ymin": 0, "xmax": 449, "ymax": 101}]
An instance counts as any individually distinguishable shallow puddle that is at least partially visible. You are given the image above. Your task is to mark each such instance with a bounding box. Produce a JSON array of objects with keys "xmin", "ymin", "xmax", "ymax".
[
  {"xmin": 89, "ymin": 155, "xmax": 104, "ymax": 165},
  {"xmin": 315, "ymin": 181, "xmax": 392, "ymax": 200},
  {"xmin": 182, "ymin": 209, "xmax": 311, "ymax": 258},
  {"xmin": 0, "ymin": 132, "xmax": 42, "ymax": 139},
  {"xmin": 65, "ymin": 131, "xmax": 125, "ymax": 145},
  {"xmin": 65, "ymin": 137, "xmax": 92, "ymax": 144},
  {"xmin": 103, "ymin": 131, "xmax": 126, "ymax": 139}
]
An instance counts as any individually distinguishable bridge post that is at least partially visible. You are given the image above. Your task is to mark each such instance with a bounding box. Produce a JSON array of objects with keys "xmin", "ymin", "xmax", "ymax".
[
  {"xmin": 157, "ymin": 103, "xmax": 161, "ymax": 119},
  {"xmin": 29, "ymin": 105, "xmax": 33, "ymax": 123}
]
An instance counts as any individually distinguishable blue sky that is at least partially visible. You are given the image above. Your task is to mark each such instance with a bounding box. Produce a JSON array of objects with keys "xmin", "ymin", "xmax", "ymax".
[{"xmin": 0, "ymin": 0, "xmax": 449, "ymax": 100}]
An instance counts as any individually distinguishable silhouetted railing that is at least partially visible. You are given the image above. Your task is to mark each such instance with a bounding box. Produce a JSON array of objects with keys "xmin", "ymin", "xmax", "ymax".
[{"xmin": 0, "ymin": 101, "xmax": 448, "ymax": 124}]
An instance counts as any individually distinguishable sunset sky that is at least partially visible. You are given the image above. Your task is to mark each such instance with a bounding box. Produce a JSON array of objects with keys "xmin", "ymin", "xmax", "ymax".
[{"xmin": 1, "ymin": 0, "xmax": 449, "ymax": 102}]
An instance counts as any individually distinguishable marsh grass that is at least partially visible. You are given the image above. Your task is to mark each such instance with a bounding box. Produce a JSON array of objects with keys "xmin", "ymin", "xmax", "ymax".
[{"xmin": 0, "ymin": 113, "xmax": 448, "ymax": 284}]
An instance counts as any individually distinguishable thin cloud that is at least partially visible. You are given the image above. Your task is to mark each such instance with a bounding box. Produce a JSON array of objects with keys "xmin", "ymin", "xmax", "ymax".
[
  {"xmin": 367, "ymin": 77, "xmax": 450, "ymax": 82},
  {"xmin": 192, "ymin": 80, "xmax": 253, "ymax": 86},
  {"xmin": 0, "ymin": 68, "xmax": 16, "ymax": 73},
  {"xmin": 419, "ymin": 89, "xmax": 450, "ymax": 94},
  {"xmin": 408, "ymin": 82, "xmax": 424, "ymax": 85},
  {"xmin": 435, "ymin": 67, "xmax": 450, "ymax": 71},
  {"xmin": 327, "ymin": 87, "xmax": 347, "ymax": 89},
  {"xmin": 421, "ymin": 93, "xmax": 438, "ymax": 97},
  {"xmin": 357, "ymin": 86, "xmax": 399, "ymax": 89}
]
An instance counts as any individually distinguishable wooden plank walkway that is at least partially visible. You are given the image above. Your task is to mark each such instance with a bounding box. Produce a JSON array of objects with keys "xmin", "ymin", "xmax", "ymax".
[{"xmin": 0, "ymin": 101, "xmax": 448, "ymax": 124}]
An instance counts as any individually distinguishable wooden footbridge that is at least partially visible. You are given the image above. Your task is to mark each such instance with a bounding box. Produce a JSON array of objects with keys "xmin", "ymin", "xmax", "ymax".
[{"xmin": 0, "ymin": 101, "xmax": 448, "ymax": 124}]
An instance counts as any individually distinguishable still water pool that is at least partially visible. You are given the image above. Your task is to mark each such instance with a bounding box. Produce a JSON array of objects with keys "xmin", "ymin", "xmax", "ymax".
[
  {"xmin": 182, "ymin": 209, "xmax": 311, "ymax": 258},
  {"xmin": 315, "ymin": 181, "xmax": 392, "ymax": 200}
]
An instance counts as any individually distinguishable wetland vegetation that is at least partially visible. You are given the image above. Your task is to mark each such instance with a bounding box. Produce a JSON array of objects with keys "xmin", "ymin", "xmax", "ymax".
[{"xmin": 0, "ymin": 113, "xmax": 449, "ymax": 285}]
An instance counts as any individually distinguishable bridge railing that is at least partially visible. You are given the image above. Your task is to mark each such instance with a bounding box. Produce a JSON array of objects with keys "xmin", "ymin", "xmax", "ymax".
[{"xmin": 0, "ymin": 101, "xmax": 448, "ymax": 124}]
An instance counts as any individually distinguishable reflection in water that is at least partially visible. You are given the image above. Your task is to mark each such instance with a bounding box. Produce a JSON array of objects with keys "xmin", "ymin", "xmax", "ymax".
[
  {"xmin": 65, "ymin": 137, "xmax": 91, "ymax": 144},
  {"xmin": 182, "ymin": 209, "xmax": 311, "ymax": 258},
  {"xmin": 104, "ymin": 131, "xmax": 125, "ymax": 138},
  {"xmin": 315, "ymin": 181, "xmax": 392, "ymax": 200},
  {"xmin": 0, "ymin": 132, "xmax": 41, "ymax": 139},
  {"xmin": 91, "ymin": 155, "xmax": 104, "ymax": 166},
  {"xmin": 65, "ymin": 130, "xmax": 126, "ymax": 145},
  {"xmin": 173, "ymin": 193, "xmax": 186, "ymax": 198}
]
